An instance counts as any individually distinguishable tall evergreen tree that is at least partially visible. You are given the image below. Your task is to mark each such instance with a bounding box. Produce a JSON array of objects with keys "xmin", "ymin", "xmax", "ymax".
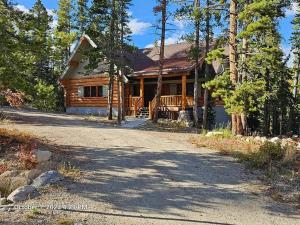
[
  {"xmin": 290, "ymin": 0, "xmax": 300, "ymax": 133},
  {"xmin": 29, "ymin": 0, "xmax": 52, "ymax": 83},
  {"xmin": 76, "ymin": 0, "xmax": 88, "ymax": 34},
  {"xmin": 55, "ymin": 0, "xmax": 76, "ymax": 72}
]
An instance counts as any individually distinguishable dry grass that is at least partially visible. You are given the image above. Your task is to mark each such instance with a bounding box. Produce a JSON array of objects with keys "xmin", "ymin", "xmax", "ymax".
[
  {"xmin": 191, "ymin": 135, "xmax": 260, "ymax": 156},
  {"xmin": 57, "ymin": 161, "xmax": 81, "ymax": 180},
  {"xmin": 57, "ymin": 218, "xmax": 75, "ymax": 225},
  {"xmin": 0, "ymin": 128, "xmax": 37, "ymax": 144}
]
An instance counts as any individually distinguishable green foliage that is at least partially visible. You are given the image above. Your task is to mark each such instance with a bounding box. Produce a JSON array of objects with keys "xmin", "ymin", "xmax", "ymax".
[
  {"xmin": 33, "ymin": 80, "xmax": 57, "ymax": 111},
  {"xmin": 206, "ymin": 48, "xmax": 226, "ymax": 64},
  {"xmin": 205, "ymin": 71, "xmax": 266, "ymax": 115}
]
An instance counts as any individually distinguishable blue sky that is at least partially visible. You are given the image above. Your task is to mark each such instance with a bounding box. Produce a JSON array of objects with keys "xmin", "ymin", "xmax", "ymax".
[{"xmin": 13, "ymin": 0, "xmax": 299, "ymax": 61}]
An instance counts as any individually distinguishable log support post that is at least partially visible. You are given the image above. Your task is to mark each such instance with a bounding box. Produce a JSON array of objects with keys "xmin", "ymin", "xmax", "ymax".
[
  {"xmin": 149, "ymin": 102, "xmax": 152, "ymax": 119},
  {"xmin": 182, "ymin": 75, "xmax": 187, "ymax": 110},
  {"xmin": 140, "ymin": 78, "xmax": 144, "ymax": 107}
]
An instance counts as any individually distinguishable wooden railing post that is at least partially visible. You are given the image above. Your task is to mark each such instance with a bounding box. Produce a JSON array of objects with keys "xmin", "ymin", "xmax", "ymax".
[
  {"xmin": 149, "ymin": 102, "xmax": 152, "ymax": 119},
  {"xmin": 182, "ymin": 75, "xmax": 187, "ymax": 110},
  {"xmin": 140, "ymin": 78, "xmax": 144, "ymax": 107},
  {"xmin": 134, "ymin": 99, "xmax": 137, "ymax": 117}
]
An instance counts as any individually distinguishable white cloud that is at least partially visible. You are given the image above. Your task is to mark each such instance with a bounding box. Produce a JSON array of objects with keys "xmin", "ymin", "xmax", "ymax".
[
  {"xmin": 286, "ymin": 3, "xmax": 299, "ymax": 16},
  {"xmin": 47, "ymin": 9, "xmax": 56, "ymax": 17},
  {"xmin": 15, "ymin": 4, "xmax": 29, "ymax": 13},
  {"xmin": 51, "ymin": 19, "xmax": 58, "ymax": 29},
  {"xmin": 173, "ymin": 18, "xmax": 189, "ymax": 30},
  {"xmin": 128, "ymin": 19, "xmax": 151, "ymax": 35},
  {"xmin": 14, "ymin": 4, "xmax": 57, "ymax": 29},
  {"xmin": 145, "ymin": 31, "xmax": 185, "ymax": 48}
]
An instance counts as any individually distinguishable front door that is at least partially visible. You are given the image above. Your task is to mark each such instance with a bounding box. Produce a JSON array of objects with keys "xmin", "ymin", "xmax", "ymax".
[{"xmin": 144, "ymin": 84, "xmax": 156, "ymax": 107}]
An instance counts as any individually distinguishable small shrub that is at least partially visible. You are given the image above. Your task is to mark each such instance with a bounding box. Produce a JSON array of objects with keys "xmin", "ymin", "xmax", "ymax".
[
  {"xmin": 33, "ymin": 80, "xmax": 57, "ymax": 111},
  {"xmin": 243, "ymin": 141, "xmax": 285, "ymax": 174},
  {"xmin": 0, "ymin": 164, "xmax": 8, "ymax": 174},
  {"xmin": 57, "ymin": 218, "xmax": 75, "ymax": 225},
  {"xmin": 58, "ymin": 161, "xmax": 80, "ymax": 180},
  {"xmin": 18, "ymin": 143, "xmax": 37, "ymax": 169},
  {"xmin": 213, "ymin": 128, "xmax": 233, "ymax": 138},
  {"xmin": 0, "ymin": 89, "xmax": 24, "ymax": 108}
]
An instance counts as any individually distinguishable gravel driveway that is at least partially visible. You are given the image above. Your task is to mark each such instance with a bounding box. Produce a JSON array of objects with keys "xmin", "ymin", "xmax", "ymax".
[{"xmin": 1, "ymin": 109, "xmax": 299, "ymax": 225}]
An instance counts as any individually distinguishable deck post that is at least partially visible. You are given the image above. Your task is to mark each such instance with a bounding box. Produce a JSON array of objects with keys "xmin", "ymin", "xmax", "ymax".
[
  {"xmin": 149, "ymin": 102, "xmax": 152, "ymax": 119},
  {"xmin": 182, "ymin": 75, "xmax": 187, "ymax": 110},
  {"xmin": 140, "ymin": 78, "xmax": 144, "ymax": 107}
]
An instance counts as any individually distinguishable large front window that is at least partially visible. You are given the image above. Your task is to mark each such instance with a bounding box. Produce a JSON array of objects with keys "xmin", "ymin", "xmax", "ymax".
[{"xmin": 78, "ymin": 86, "xmax": 107, "ymax": 98}]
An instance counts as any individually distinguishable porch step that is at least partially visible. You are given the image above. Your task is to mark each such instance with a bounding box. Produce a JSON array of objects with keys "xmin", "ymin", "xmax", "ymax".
[{"xmin": 137, "ymin": 107, "xmax": 149, "ymax": 118}]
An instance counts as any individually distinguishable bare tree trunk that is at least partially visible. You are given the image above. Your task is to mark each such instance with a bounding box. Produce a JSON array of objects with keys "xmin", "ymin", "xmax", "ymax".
[
  {"xmin": 108, "ymin": 0, "xmax": 116, "ymax": 120},
  {"xmin": 153, "ymin": 0, "xmax": 167, "ymax": 123},
  {"xmin": 229, "ymin": 0, "xmax": 242, "ymax": 135},
  {"xmin": 263, "ymin": 68, "xmax": 270, "ymax": 135},
  {"xmin": 240, "ymin": 36, "xmax": 248, "ymax": 134},
  {"xmin": 120, "ymin": 0, "xmax": 126, "ymax": 122},
  {"xmin": 203, "ymin": 0, "xmax": 211, "ymax": 130},
  {"xmin": 108, "ymin": 63, "xmax": 115, "ymax": 120},
  {"xmin": 117, "ymin": 71, "xmax": 121, "ymax": 125},
  {"xmin": 193, "ymin": 0, "xmax": 200, "ymax": 127},
  {"xmin": 293, "ymin": 54, "xmax": 300, "ymax": 99}
]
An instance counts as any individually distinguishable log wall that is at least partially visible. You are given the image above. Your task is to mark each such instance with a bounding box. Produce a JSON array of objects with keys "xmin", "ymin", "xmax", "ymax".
[{"xmin": 61, "ymin": 76, "xmax": 126, "ymax": 108}]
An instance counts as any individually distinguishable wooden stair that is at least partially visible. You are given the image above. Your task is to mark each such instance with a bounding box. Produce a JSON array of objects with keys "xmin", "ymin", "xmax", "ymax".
[{"xmin": 136, "ymin": 107, "xmax": 149, "ymax": 118}]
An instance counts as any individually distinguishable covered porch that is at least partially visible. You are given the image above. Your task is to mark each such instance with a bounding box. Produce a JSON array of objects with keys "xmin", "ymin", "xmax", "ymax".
[{"xmin": 128, "ymin": 74, "xmax": 205, "ymax": 119}]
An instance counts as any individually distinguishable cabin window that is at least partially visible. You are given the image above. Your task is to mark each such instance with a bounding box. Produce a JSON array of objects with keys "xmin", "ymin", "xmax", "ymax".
[
  {"xmin": 84, "ymin": 86, "xmax": 91, "ymax": 97},
  {"xmin": 91, "ymin": 86, "xmax": 97, "ymax": 97},
  {"xmin": 80, "ymin": 85, "xmax": 108, "ymax": 98},
  {"xmin": 78, "ymin": 86, "xmax": 84, "ymax": 97},
  {"xmin": 98, "ymin": 86, "xmax": 103, "ymax": 97}
]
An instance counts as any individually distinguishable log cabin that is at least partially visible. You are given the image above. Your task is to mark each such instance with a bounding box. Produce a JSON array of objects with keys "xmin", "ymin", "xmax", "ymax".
[{"xmin": 59, "ymin": 34, "xmax": 230, "ymax": 125}]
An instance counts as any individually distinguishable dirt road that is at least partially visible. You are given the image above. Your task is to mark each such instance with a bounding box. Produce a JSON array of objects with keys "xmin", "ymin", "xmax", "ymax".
[{"xmin": 1, "ymin": 109, "xmax": 299, "ymax": 225}]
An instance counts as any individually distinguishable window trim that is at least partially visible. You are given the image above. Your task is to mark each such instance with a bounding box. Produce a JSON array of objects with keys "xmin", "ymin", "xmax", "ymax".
[{"xmin": 79, "ymin": 85, "xmax": 107, "ymax": 98}]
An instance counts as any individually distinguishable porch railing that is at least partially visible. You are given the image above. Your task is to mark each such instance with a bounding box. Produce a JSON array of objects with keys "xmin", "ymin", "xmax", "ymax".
[{"xmin": 129, "ymin": 96, "xmax": 143, "ymax": 116}]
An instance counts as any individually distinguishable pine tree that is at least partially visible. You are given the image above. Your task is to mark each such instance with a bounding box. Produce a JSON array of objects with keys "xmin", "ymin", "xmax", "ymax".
[
  {"xmin": 192, "ymin": 0, "xmax": 201, "ymax": 127},
  {"xmin": 116, "ymin": 0, "xmax": 132, "ymax": 123},
  {"xmin": 153, "ymin": 0, "xmax": 167, "ymax": 123},
  {"xmin": 289, "ymin": 0, "xmax": 300, "ymax": 133},
  {"xmin": 0, "ymin": 0, "xmax": 35, "ymax": 92},
  {"xmin": 76, "ymin": 0, "xmax": 88, "ymax": 34},
  {"xmin": 29, "ymin": 0, "xmax": 52, "ymax": 83},
  {"xmin": 55, "ymin": 0, "xmax": 76, "ymax": 72}
]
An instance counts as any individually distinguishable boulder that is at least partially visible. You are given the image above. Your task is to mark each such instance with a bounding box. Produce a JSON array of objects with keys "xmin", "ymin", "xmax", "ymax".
[
  {"xmin": 32, "ymin": 170, "xmax": 62, "ymax": 188},
  {"xmin": 206, "ymin": 132, "xmax": 223, "ymax": 137},
  {"xmin": 10, "ymin": 176, "xmax": 30, "ymax": 192},
  {"xmin": 270, "ymin": 137, "xmax": 281, "ymax": 143},
  {"xmin": 281, "ymin": 138, "xmax": 295, "ymax": 148},
  {"xmin": 0, "ymin": 171, "xmax": 19, "ymax": 193},
  {"xmin": 20, "ymin": 169, "xmax": 42, "ymax": 182},
  {"xmin": 7, "ymin": 185, "xmax": 39, "ymax": 203},
  {"xmin": 0, "ymin": 197, "xmax": 6, "ymax": 205},
  {"xmin": 35, "ymin": 150, "xmax": 52, "ymax": 163},
  {"xmin": 0, "ymin": 170, "xmax": 41, "ymax": 194},
  {"xmin": 177, "ymin": 110, "xmax": 191, "ymax": 123},
  {"xmin": 260, "ymin": 137, "xmax": 267, "ymax": 143}
]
